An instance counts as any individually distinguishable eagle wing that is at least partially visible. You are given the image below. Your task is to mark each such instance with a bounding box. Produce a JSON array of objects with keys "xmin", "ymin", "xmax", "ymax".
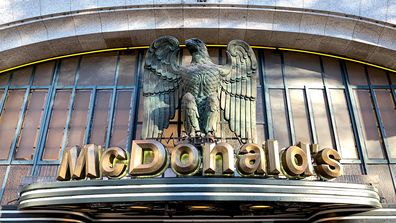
[
  {"xmin": 220, "ymin": 40, "xmax": 258, "ymax": 143},
  {"xmin": 142, "ymin": 36, "xmax": 182, "ymax": 139}
]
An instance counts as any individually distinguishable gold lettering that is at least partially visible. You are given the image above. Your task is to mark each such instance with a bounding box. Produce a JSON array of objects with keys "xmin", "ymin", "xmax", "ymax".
[
  {"xmin": 57, "ymin": 144, "xmax": 102, "ymax": 181},
  {"xmin": 299, "ymin": 142, "xmax": 314, "ymax": 177},
  {"xmin": 129, "ymin": 140, "xmax": 167, "ymax": 177},
  {"xmin": 237, "ymin": 143, "xmax": 266, "ymax": 176},
  {"xmin": 203, "ymin": 143, "xmax": 234, "ymax": 175},
  {"xmin": 264, "ymin": 140, "xmax": 281, "ymax": 175},
  {"xmin": 314, "ymin": 148, "xmax": 342, "ymax": 180},
  {"xmin": 171, "ymin": 144, "xmax": 200, "ymax": 175},
  {"xmin": 101, "ymin": 147, "xmax": 128, "ymax": 178},
  {"xmin": 281, "ymin": 145, "xmax": 308, "ymax": 177}
]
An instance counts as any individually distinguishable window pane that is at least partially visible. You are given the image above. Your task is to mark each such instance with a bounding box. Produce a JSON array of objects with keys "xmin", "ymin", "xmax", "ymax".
[
  {"xmin": 33, "ymin": 61, "xmax": 55, "ymax": 86},
  {"xmin": 137, "ymin": 91, "xmax": 144, "ymax": 123},
  {"xmin": 0, "ymin": 166, "xmax": 7, "ymax": 191},
  {"xmin": 330, "ymin": 89, "xmax": 358, "ymax": 159},
  {"xmin": 117, "ymin": 51, "xmax": 137, "ymax": 86},
  {"xmin": 42, "ymin": 90, "xmax": 71, "ymax": 160},
  {"xmin": 264, "ymin": 50, "xmax": 283, "ymax": 86},
  {"xmin": 322, "ymin": 57, "xmax": 343, "ymax": 87},
  {"xmin": 160, "ymin": 124, "xmax": 178, "ymax": 148},
  {"xmin": 182, "ymin": 48, "xmax": 192, "ymax": 65},
  {"xmin": 89, "ymin": 90, "xmax": 111, "ymax": 146},
  {"xmin": 368, "ymin": 66, "xmax": 388, "ymax": 85},
  {"xmin": 37, "ymin": 164, "xmax": 59, "ymax": 178},
  {"xmin": 256, "ymin": 124, "xmax": 266, "ymax": 146},
  {"xmin": 1, "ymin": 165, "xmax": 31, "ymax": 205},
  {"xmin": 0, "ymin": 90, "xmax": 25, "ymax": 160},
  {"xmin": 15, "ymin": 91, "xmax": 47, "ymax": 160},
  {"xmin": 78, "ymin": 52, "xmax": 117, "ymax": 86},
  {"xmin": 290, "ymin": 89, "xmax": 311, "ymax": 144},
  {"xmin": 284, "ymin": 52, "xmax": 323, "ymax": 88},
  {"xmin": 256, "ymin": 87, "xmax": 264, "ymax": 123},
  {"xmin": 346, "ymin": 62, "xmax": 367, "ymax": 85},
  {"xmin": 310, "ymin": 89, "xmax": 334, "ymax": 149},
  {"xmin": 0, "ymin": 73, "xmax": 10, "ymax": 86},
  {"xmin": 66, "ymin": 90, "xmax": 91, "ymax": 147},
  {"xmin": 354, "ymin": 90, "xmax": 384, "ymax": 159},
  {"xmin": 390, "ymin": 73, "xmax": 396, "ymax": 85},
  {"xmin": 57, "ymin": 57, "xmax": 78, "ymax": 86},
  {"xmin": 375, "ymin": 89, "xmax": 396, "ymax": 159},
  {"xmin": 208, "ymin": 48, "xmax": 219, "ymax": 64},
  {"xmin": 110, "ymin": 91, "xmax": 132, "ymax": 149},
  {"xmin": 11, "ymin": 67, "xmax": 32, "ymax": 86},
  {"xmin": 269, "ymin": 89, "xmax": 290, "ymax": 149}
]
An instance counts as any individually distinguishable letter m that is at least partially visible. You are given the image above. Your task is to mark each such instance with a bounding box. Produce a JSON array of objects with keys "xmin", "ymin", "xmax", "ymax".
[{"xmin": 57, "ymin": 144, "xmax": 102, "ymax": 181}]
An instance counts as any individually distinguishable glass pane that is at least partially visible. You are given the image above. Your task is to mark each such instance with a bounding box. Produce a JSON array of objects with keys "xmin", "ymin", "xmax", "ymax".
[
  {"xmin": 354, "ymin": 90, "xmax": 384, "ymax": 159},
  {"xmin": 284, "ymin": 52, "xmax": 323, "ymax": 88},
  {"xmin": 182, "ymin": 48, "xmax": 192, "ymax": 65},
  {"xmin": 15, "ymin": 91, "xmax": 47, "ymax": 160},
  {"xmin": 390, "ymin": 73, "xmax": 396, "ymax": 85},
  {"xmin": 264, "ymin": 50, "xmax": 283, "ymax": 86},
  {"xmin": 368, "ymin": 66, "xmax": 388, "ymax": 85},
  {"xmin": 135, "ymin": 124, "xmax": 142, "ymax": 140},
  {"xmin": 269, "ymin": 89, "xmax": 290, "ymax": 149},
  {"xmin": 117, "ymin": 51, "xmax": 137, "ymax": 86},
  {"xmin": 89, "ymin": 90, "xmax": 111, "ymax": 146},
  {"xmin": 42, "ymin": 90, "xmax": 71, "ymax": 160},
  {"xmin": 208, "ymin": 48, "xmax": 219, "ymax": 64},
  {"xmin": 78, "ymin": 52, "xmax": 117, "ymax": 86},
  {"xmin": 160, "ymin": 124, "xmax": 178, "ymax": 148},
  {"xmin": 37, "ymin": 164, "xmax": 59, "ymax": 178},
  {"xmin": 367, "ymin": 165, "xmax": 396, "ymax": 203},
  {"xmin": 256, "ymin": 87, "xmax": 264, "ymax": 123},
  {"xmin": 330, "ymin": 90, "xmax": 358, "ymax": 159},
  {"xmin": 375, "ymin": 89, "xmax": 396, "ymax": 159},
  {"xmin": 0, "ymin": 166, "xmax": 7, "ymax": 192},
  {"xmin": 310, "ymin": 89, "xmax": 334, "ymax": 149},
  {"xmin": 110, "ymin": 91, "xmax": 132, "ymax": 149},
  {"xmin": 290, "ymin": 89, "xmax": 311, "ymax": 144},
  {"xmin": 1, "ymin": 165, "xmax": 31, "ymax": 205},
  {"xmin": 256, "ymin": 124, "xmax": 266, "ymax": 146},
  {"xmin": 0, "ymin": 90, "xmax": 25, "ymax": 160},
  {"xmin": 11, "ymin": 66, "xmax": 32, "ymax": 86},
  {"xmin": 66, "ymin": 90, "xmax": 90, "ymax": 147},
  {"xmin": 322, "ymin": 57, "xmax": 343, "ymax": 87},
  {"xmin": 57, "ymin": 57, "xmax": 78, "ymax": 86},
  {"xmin": 137, "ymin": 91, "xmax": 144, "ymax": 123},
  {"xmin": 0, "ymin": 73, "xmax": 10, "ymax": 86},
  {"xmin": 33, "ymin": 61, "xmax": 55, "ymax": 86},
  {"xmin": 346, "ymin": 62, "xmax": 367, "ymax": 85}
]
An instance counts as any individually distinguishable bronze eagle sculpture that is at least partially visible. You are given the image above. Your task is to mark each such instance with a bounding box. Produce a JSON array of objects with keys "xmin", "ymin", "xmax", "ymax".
[{"xmin": 141, "ymin": 36, "xmax": 257, "ymax": 143}]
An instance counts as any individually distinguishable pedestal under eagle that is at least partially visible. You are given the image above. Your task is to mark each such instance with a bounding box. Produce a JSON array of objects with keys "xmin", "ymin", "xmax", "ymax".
[{"xmin": 142, "ymin": 36, "xmax": 257, "ymax": 143}]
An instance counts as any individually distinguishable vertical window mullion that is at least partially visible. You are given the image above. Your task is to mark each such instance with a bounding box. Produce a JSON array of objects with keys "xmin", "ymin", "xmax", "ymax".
[
  {"xmin": 319, "ymin": 56, "xmax": 340, "ymax": 152},
  {"xmin": 129, "ymin": 50, "xmax": 143, "ymax": 152},
  {"xmin": 105, "ymin": 52, "xmax": 121, "ymax": 149},
  {"xmin": 304, "ymin": 86, "xmax": 317, "ymax": 144},
  {"xmin": 366, "ymin": 66, "xmax": 391, "ymax": 162},
  {"xmin": 280, "ymin": 51, "xmax": 295, "ymax": 145},
  {"xmin": 57, "ymin": 57, "xmax": 82, "ymax": 164},
  {"xmin": 31, "ymin": 60, "xmax": 61, "ymax": 174},
  {"xmin": 84, "ymin": 87, "xmax": 96, "ymax": 145},
  {"xmin": 259, "ymin": 49, "xmax": 272, "ymax": 139},
  {"xmin": 340, "ymin": 61, "xmax": 368, "ymax": 174},
  {"xmin": 8, "ymin": 67, "xmax": 35, "ymax": 163}
]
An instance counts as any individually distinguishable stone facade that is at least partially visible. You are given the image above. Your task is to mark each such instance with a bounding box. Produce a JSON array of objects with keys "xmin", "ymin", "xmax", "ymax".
[{"xmin": 0, "ymin": 1, "xmax": 396, "ymax": 71}]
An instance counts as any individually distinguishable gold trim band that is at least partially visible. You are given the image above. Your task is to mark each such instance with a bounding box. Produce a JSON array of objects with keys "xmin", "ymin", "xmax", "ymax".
[{"xmin": 0, "ymin": 45, "xmax": 395, "ymax": 74}]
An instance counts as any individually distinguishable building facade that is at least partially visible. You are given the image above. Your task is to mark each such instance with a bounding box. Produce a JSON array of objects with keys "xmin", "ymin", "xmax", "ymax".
[{"xmin": 0, "ymin": 0, "xmax": 395, "ymax": 222}]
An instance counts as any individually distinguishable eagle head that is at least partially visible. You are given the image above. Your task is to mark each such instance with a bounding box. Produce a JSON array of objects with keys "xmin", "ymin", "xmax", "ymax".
[{"xmin": 185, "ymin": 38, "xmax": 210, "ymax": 63}]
